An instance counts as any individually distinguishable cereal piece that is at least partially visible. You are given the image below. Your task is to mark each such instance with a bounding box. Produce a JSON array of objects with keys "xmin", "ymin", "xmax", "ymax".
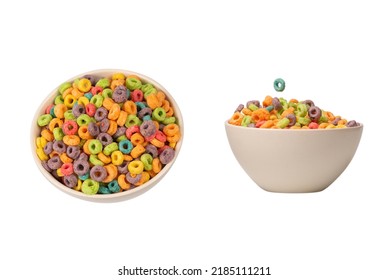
[
  {"xmin": 81, "ymin": 179, "xmax": 99, "ymax": 195},
  {"xmin": 112, "ymin": 85, "xmax": 128, "ymax": 103},
  {"xmin": 159, "ymin": 147, "xmax": 175, "ymax": 164},
  {"xmin": 90, "ymin": 165, "xmax": 107, "ymax": 182}
]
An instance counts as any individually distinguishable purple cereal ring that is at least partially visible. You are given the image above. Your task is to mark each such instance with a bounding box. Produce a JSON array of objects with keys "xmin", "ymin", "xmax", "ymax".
[
  {"xmin": 159, "ymin": 147, "xmax": 175, "ymax": 165},
  {"xmin": 235, "ymin": 104, "xmax": 244, "ymax": 112},
  {"xmin": 272, "ymin": 97, "xmax": 282, "ymax": 111},
  {"xmin": 43, "ymin": 141, "xmax": 53, "ymax": 155},
  {"xmin": 302, "ymin": 100, "xmax": 315, "ymax": 107},
  {"xmin": 117, "ymin": 161, "xmax": 129, "ymax": 174},
  {"xmin": 90, "ymin": 165, "xmax": 107, "ymax": 182},
  {"xmin": 48, "ymin": 155, "xmax": 63, "ymax": 170},
  {"xmin": 63, "ymin": 174, "xmax": 78, "ymax": 188},
  {"xmin": 94, "ymin": 107, "xmax": 108, "ymax": 122},
  {"xmin": 285, "ymin": 113, "xmax": 296, "ymax": 127},
  {"xmin": 73, "ymin": 159, "xmax": 90, "ymax": 176},
  {"xmin": 112, "ymin": 85, "xmax": 128, "ymax": 103},
  {"xmin": 88, "ymin": 122, "xmax": 100, "ymax": 137},
  {"xmin": 140, "ymin": 120, "xmax": 157, "ymax": 138},
  {"xmin": 66, "ymin": 145, "xmax": 81, "ymax": 159},
  {"xmin": 308, "ymin": 106, "xmax": 321, "ymax": 122},
  {"xmin": 138, "ymin": 107, "xmax": 152, "ymax": 119},
  {"xmin": 78, "ymin": 152, "xmax": 89, "ymax": 162},
  {"xmin": 72, "ymin": 104, "xmax": 86, "ymax": 118},
  {"xmin": 145, "ymin": 144, "xmax": 158, "ymax": 158},
  {"xmin": 53, "ymin": 140, "xmax": 66, "ymax": 153},
  {"xmin": 83, "ymin": 74, "xmax": 99, "ymax": 86},
  {"xmin": 112, "ymin": 126, "xmax": 126, "ymax": 139},
  {"xmin": 126, "ymin": 173, "xmax": 141, "ymax": 184},
  {"xmin": 97, "ymin": 132, "xmax": 113, "ymax": 146},
  {"xmin": 41, "ymin": 160, "xmax": 52, "ymax": 172},
  {"xmin": 246, "ymin": 100, "xmax": 261, "ymax": 108},
  {"xmin": 99, "ymin": 118, "xmax": 110, "ymax": 133},
  {"xmin": 346, "ymin": 120, "xmax": 358, "ymax": 127}
]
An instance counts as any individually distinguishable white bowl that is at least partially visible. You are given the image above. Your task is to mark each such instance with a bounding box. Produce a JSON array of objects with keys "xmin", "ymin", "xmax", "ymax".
[
  {"xmin": 225, "ymin": 122, "xmax": 363, "ymax": 193},
  {"xmin": 31, "ymin": 69, "xmax": 183, "ymax": 202}
]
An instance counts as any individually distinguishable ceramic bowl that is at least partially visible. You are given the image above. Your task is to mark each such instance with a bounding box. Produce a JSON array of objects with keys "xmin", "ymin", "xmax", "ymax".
[
  {"xmin": 225, "ymin": 122, "xmax": 362, "ymax": 193},
  {"xmin": 31, "ymin": 69, "xmax": 183, "ymax": 202}
]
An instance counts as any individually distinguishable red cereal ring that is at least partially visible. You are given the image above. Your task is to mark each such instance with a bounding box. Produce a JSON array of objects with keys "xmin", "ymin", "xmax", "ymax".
[
  {"xmin": 85, "ymin": 103, "xmax": 96, "ymax": 117},
  {"xmin": 155, "ymin": 130, "xmax": 167, "ymax": 142},
  {"xmin": 45, "ymin": 104, "xmax": 54, "ymax": 114},
  {"xmin": 131, "ymin": 89, "xmax": 143, "ymax": 102},
  {"xmin": 91, "ymin": 86, "xmax": 103, "ymax": 95},
  {"xmin": 61, "ymin": 162, "xmax": 74, "ymax": 176},
  {"xmin": 62, "ymin": 120, "xmax": 78, "ymax": 135},
  {"xmin": 125, "ymin": 125, "xmax": 140, "ymax": 139}
]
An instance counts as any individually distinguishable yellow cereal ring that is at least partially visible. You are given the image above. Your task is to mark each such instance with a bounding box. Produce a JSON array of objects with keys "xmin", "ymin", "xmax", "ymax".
[
  {"xmin": 48, "ymin": 118, "xmax": 63, "ymax": 132},
  {"xmin": 130, "ymin": 144, "xmax": 145, "ymax": 159},
  {"xmin": 338, "ymin": 119, "xmax": 347, "ymax": 125},
  {"xmin": 228, "ymin": 112, "xmax": 244, "ymax": 125},
  {"xmin": 169, "ymin": 142, "xmax": 176, "ymax": 149},
  {"xmin": 150, "ymin": 138, "xmax": 164, "ymax": 148},
  {"xmin": 118, "ymin": 174, "xmax": 131, "ymax": 190},
  {"xmin": 128, "ymin": 160, "xmax": 144, "ymax": 175},
  {"xmin": 57, "ymin": 168, "xmax": 64, "ymax": 177},
  {"xmin": 106, "ymin": 120, "xmax": 118, "ymax": 135},
  {"xmin": 130, "ymin": 132, "xmax": 145, "ymax": 146},
  {"xmin": 64, "ymin": 94, "xmax": 77, "ymax": 108},
  {"xmin": 152, "ymin": 158, "xmax": 162, "ymax": 173},
  {"xmin": 110, "ymin": 79, "xmax": 125, "ymax": 90},
  {"xmin": 77, "ymin": 78, "xmax": 92, "ymax": 93},
  {"xmin": 36, "ymin": 136, "xmax": 47, "ymax": 149},
  {"xmin": 102, "ymin": 164, "xmax": 118, "ymax": 183},
  {"xmin": 54, "ymin": 104, "xmax": 67, "ymax": 119},
  {"xmin": 146, "ymin": 93, "xmax": 161, "ymax": 110},
  {"xmin": 336, "ymin": 124, "xmax": 346, "ymax": 128},
  {"xmin": 74, "ymin": 179, "xmax": 82, "ymax": 191},
  {"xmin": 134, "ymin": 171, "xmax": 150, "ymax": 186},
  {"xmin": 63, "ymin": 135, "xmax": 81, "ymax": 146},
  {"xmin": 112, "ymin": 73, "xmax": 125, "ymax": 80},
  {"xmin": 122, "ymin": 100, "xmax": 137, "ymax": 115},
  {"xmin": 163, "ymin": 124, "xmax": 179, "ymax": 137},
  {"xmin": 36, "ymin": 147, "xmax": 48, "ymax": 161},
  {"xmin": 98, "ymin": 152, "xmax": 111, "ymax": 164},
  {"xmin": 77, "ymin": 96, "xmax": 89, "ymax": 107},
  {"xmin": 116, "ymin": 110, "xmax": 128, "ymax": 127},
  {"xmin": 102, "ymin": 97, "xmax": 115, "ymax": 110},
  {"xmin": 108, "ymin": 103, "xmax": 121, "ymax": 120},
  {"xmin": 60, "ymin": 152, "xmax": 73, "ymax": 163},
  {"xmin": 325, "ymin": 124, "xmax": 336, "ymax": 129},
  {"xmin": 41, "ymin": 129, "xmax": 54, "ymax": 142},
  {"xmin": 111, "ymin": 150, "xmax": 124, "ymax": 165}
]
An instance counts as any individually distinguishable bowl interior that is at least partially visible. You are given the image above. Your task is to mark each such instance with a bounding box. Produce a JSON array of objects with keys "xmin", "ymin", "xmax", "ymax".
[
  {"xmin": 225, "ymin": 122, "xmax": 362, "ymax": 193},
  {"xmin": 31, "ymin": 69, "xmax": 183, "ymax": 202}
]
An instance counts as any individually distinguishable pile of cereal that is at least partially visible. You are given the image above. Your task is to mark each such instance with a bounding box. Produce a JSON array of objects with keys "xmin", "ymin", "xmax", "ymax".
[
  {"xmin": 228, "ymin": 78, "xmax": 360, "ymax": 129},
  {"xmin": 35, "ymin": 73, "xmax": 181, "ymax": 195}
]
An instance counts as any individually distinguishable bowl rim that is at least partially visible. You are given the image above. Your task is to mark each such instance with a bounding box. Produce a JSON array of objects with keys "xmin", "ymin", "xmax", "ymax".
[{"xmin": 31, "ymin": 68, "xmax": 184, "ymax": 202}]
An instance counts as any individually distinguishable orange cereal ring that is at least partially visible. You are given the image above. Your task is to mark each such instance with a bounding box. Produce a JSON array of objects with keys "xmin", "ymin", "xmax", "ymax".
[
  {"xmin": 118, "ymin": 174, "xmax": 131, "ymax": 190},
  {"xmin": 122, "ymin": 100, "xmax": 137, "ymax": 115},
  {"xmin": 108, "ymin": 103, "xmax": 121, "ymax": 120},
  {"xmin": 83, "ymin": 139, "xmax": 93, "ymax": 155},
  {"xmin": 63, "ymin": 135, "xmax": 81, "ymax": 146},
  {"xmin": 102, "ymin": 97, "xmax": 115, "ymax": 110},
  {"xmin": 289, "ymin": 98, "xmax": 299, "ymax": 104},
  {"xmin": 259, "ymin": 120, "xmax": 274, "ymax": 128},
  {"xmin": 78, "ymin": 125, "xmax": 93, "ymax": 140},
  {"xmin": 102, "ymin": 164, "xmax": 118, "ymax": 183},
  {"xmin": 49, "ymin": 151, "xmax": 60, "ymax": 158},
  {"xmin": 71, "ymin": 87, "xmax": 84, "ymax": 99},
  {"xmin": 150, "ymin": 138, "xmax": 164, "ymax": 148},
  {"xmin": 319, "ymin": 123, "xmax": 329, "ymax": 129},
  {"xmin": 156, "ymin": 91, "xmax": 166, "ymax": 102},
  {"xmin": 242, "ymin": 108, "xmax": 252, "ymax": 116},
  {"xmin": 60, "ymin": 152, "xmax": 73, "ymax": 163},
  {"xmin": 251, "ymin": 108, "xmax": 270, "ymax": 122},
  {"xmin": 145, "ymin": 93, "xmax": 161, "ymax": 110},
  {"xmin": 127, "ymin": 74, "xmax": 141, "ymax": 80},
  {"xmin": 130, "ymin": 132, "xmax": 145, "ymax": 146},
  {"xmin": 161, "ymin": 99, "xmax": 170, "ymax": 111},
  {"xmin": 134, "ymin": 171, "xmax": 150, "ymax": 186},
  {"xmin": 41, "ymin": 129, "xmax": 54, "ymax": 142},
  {"xmin": 166, "ymin": 106, "xmax": 174, "ymax": 117},
  {"xmin": 324, "ymin": 111, "xmax": 335, "ymax": 122},
  {"xmin": 228, "ymin": 112, "xmax": 244, "ymax": 125},
  {"xmin": 152, "ymin": 158, "xmax": 162, "ymax": 173},
  {"xmin": 147, "ymin": 169, "xmax": 158, "ymax": 178},
  {"xmin": 130, "ymin": 144, "xmax": 146, "ymax": 159},
  {"xmin": 54, "ymin": 104, "xmax": 67, "ymax": 119},
  {"xmin": 106, "ymin": 120, "xmax": 118, "ymax": 135},
  {"xmin": 62, "ymin": 87, "xmax": 73, "ymax": 99},
  {"xmin": 167, "ymin": 132, "xmax": 181, "ymax": 143},
  {"xmin": 48, "ymin": 118, "xmax": 63, "ymax": 132},
  {"xmin": 110, "ymin": 79, "xmax": 125, "ymax": 90},
  {"xmin": 116, "ymin": 110, "xmax": 128, "ymax": 127},
  {"xmin": 123, "ymin": 154, "xmax": 133, "ymax": 162},
  {"xmin": 281, "ymin": 107, "xmax": 295, "ymax": 118},
  {"xmin": 263, "ymin": 95, "xmax": 273, "ymax": 107},
  {"xmin": 163, "ymin": 124, "xmax": 179, "ymax": 137},
  {"xmin": 97, "ymin": 152, "xmax": 111, "ymax": 164},
  {"xmin": 153, "ymin": 120, "xmax": 160, "ymax": 131}
]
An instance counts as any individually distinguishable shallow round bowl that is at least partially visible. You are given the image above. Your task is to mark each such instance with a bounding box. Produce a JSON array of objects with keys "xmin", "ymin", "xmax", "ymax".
[
  {"xmin": 31, "ymin": 69, "xmax": 183, "ymax": 202},
  {"xmin": 225, "ymin": 122, "xmax": 362, "ymax": 193}
]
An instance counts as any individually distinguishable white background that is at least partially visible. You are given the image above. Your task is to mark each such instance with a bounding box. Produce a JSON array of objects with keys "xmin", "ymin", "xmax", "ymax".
[{"xmin": 1, "ymin": 0, "xmax": 388, "ymax": 279}]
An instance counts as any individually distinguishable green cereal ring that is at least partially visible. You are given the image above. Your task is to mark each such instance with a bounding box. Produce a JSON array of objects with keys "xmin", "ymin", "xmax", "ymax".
[
  {"xmin": 277, "ymin": 117, "xmax": 290, "ymax": 128},
  {"xmin": 53, "ymin": 127, "xmax": 64, "ymax": 141},
  {"xmin": 103, "ymin": 142, "xmax": 118, "ymax": 156},
  {"xmin": 88, "ymin": 139, "xmax": 103, "ymax": 155},
  {"xmin": 64, "ymin": 110, "xmax": 76, "ymax": 120},
  {"xmin": 241, "ymin": 115, "xmax": 252, "ymax": 127},
  {"xmin": 81, "ymin": 179, "xmax": 99, "ymax": 195},
  {"xmin": 140, "ymin": 153, "xmax": 153, "ymax": 171},
  {"xmin": 58, "ymin": 82, "xmax": 72, "ymax": 95},
  {"xmin": 54, "ymin": 95, "xmax": 64, "ymax": 105},
  {"xmin": 76, "ymin": 114, "xmax": 92, "ymax": 126},
  {"xmin": 297, "ymin": 116, "xmax": 310, "ymax": 126},
  {"xmin": 90, "ymin": 94, "xmax": 103, "ymax": 108},
  {"xmin": 279, "ymin": 97, "xmax": 288, "ymax": 110},
  {"xmin": 125, "ymin": 114, "xmax": 142, "ymax": 128},
  {"xmin": 116, "ymin": 135, "xmax": 128, "ymax": 142},
  {"xmin": 126, "ymin": 77, "xmax": 142, "ymax": 90},
  {"xmin": 248, "ymin": 103, "xmax": 259, "ymax": 111},
  {"xmin": 141, "ymin": 84, "xmax": 157, "ymax": 97},
  {"xmin": 162, "ymin": 116, "xmax": 176, "ymax": 125},
  {"xmin": 274, "ymin": 78, "xmax": 286, "ymax": 92},
  {"xmin": 319, "ymin": 113, "xmax": 328, "ymax": 124},
  {"xmin": 295, "ymin": 103, "xmax": 307, "ymax": 117},
  {"xmin": 37, "ymin": 114, "xmax": 53, "ymax": 126},
  {"xmin": 152, "ymin": 107, "xmax": 166, "ymax": 122},
  {"xmin": 95, "ymin": 78, "xmax": 110, "ymax": 89},
  {"xmin": 102, "ymin": 88, "xmax": 113, "ymax": 99},
  {"xmin": 89, "ymin": 154, "xmax": 104, "ymax": 166}
]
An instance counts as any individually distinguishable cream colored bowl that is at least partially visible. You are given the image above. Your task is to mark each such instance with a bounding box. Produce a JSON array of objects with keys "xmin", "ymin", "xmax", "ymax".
[
  {"xmin": 225, "ymin": 122, "xmax": 363, "ymax": 193},
  {"xmin": 31, "ymin": 69, "xmax": 183, "ymax": 202}
]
